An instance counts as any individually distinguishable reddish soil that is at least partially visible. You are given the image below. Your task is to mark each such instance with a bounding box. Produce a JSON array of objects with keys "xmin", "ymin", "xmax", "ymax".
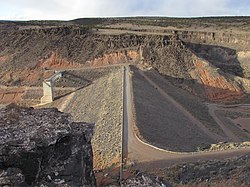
[
  {"xmin": 0, "ymin": 87, "xmax": 25, "ymax": 104},
  {"xmin": 35, "ymin": 50, "xmax": 138, "ymax": 72},
  {"xmin": 95, "ymin": 166, "xmax": 120, "ymax": 187},
  {"xmin": 191, "ymin": 59, "xmax": 244, "ymax": 101},
  {"xmin": 91, "ymin": 50, "xmax": 138, "ymax": 67},
  {"xmin": 35, "ymin": 51, "xmax": 84, "ymax": 70},
  {"xmin": 1, "ymin": 69, "xmax": 53, "ymax": 86}
]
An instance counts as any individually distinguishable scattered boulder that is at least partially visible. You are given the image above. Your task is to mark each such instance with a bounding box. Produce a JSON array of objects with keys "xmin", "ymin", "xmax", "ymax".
[
  {"xmin": 122, "ymin": 171, "xmax": 171, "ymax": 187},
  {"xmin": 0, "ymin": 104, "xmax": 96, "ymax": 186}
]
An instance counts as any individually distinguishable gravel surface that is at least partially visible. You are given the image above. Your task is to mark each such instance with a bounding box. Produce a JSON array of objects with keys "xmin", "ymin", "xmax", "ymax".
[
  {"xmin": 131, "ymin": 66, "xmax": 214, "ymax": 152},
  {"xmin": 143, "ymin": 68, "xmax": 225, "ymax": 136}
]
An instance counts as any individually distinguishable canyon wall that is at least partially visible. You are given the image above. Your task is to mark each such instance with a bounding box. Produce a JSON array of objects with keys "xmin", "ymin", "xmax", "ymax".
[
  {"xmin": 137, "ymin": 35, "xmax": 249, "ymax": 101},
  {"xmin": 91, "ymin": 50, "xmax": 139, "ymax": 66},
  {"xmin": 175, "ymin": 30, "xmax": 250, "ymax": 47},
  {"xmin": 0, "ymin": 26, "xmax": 250, "ymax": 101}
]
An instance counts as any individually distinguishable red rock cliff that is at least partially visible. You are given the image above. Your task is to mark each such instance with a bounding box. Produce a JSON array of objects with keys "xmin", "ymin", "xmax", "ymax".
[{"xmin": 190, "ymin": 58, "xmax": 244, "ymax": 101}]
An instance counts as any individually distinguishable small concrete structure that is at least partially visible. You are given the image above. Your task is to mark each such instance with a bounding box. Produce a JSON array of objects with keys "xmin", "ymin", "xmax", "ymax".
[{"xmin": 41, "ymin": 71, "xmax": 63, "ymax": 104}]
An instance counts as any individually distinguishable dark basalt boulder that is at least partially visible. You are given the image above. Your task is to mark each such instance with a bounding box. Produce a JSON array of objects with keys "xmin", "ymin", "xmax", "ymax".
[{"xmin": 0, "ymin": 104, "xmax": 96, "ymax": 186}]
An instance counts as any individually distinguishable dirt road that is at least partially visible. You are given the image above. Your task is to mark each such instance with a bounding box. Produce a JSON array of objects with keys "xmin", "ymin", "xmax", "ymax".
[
  {"xmin": 208, "ymin": 104, "xmax": 241, "ymax": 142},
  {"xmin": 123, "ymin": 65, "xmax": 250, "ymax": 170}
]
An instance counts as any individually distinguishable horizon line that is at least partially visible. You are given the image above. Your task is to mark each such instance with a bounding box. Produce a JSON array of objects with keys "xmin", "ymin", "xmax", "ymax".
[{"xmin": 1, "ymin": 15, "xmax": 250, "ymax": 22}]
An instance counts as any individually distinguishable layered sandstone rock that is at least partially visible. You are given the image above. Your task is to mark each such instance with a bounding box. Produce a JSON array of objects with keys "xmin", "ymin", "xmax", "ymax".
[
  {"xmin": 0, "ymin": 104, "xmax": 96, "ymax": 186},
  {"xmin": 0, "ymin": 69, "xmax": 53, "ymax": 87},
  {"xmin": 0, "ymin": 87, "xmax": 25, "ymax": 104},
  {"xmin": 36, "ymin": 51, "xmax": 83, "ymax": 70},
  {"xmin": 190, "ymin": 59, "xmax": 244, "ymax": 101},
  {"xmin": 91, "ymin": 50, "xmax": 139, "ymax": 66}
]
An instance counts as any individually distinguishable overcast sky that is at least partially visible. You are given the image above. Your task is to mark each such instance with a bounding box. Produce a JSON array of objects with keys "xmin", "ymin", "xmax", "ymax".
[{"xmin": 0, "ymin": 0, "xmax": 250, "ymax": 20}]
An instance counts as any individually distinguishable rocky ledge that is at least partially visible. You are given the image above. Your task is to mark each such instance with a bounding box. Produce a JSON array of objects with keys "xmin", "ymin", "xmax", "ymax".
[{"xmin": 0, "ymin": 104, "xmax": 96, "ymax": 186}]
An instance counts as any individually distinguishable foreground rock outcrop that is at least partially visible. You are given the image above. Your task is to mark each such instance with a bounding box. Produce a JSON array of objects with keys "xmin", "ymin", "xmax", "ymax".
[
  {"xmin": 122, "ymin": 172, "xmax": 171, "ymax": 187},
  {"xmin": 0, "ymin": 104, "xmax": 96, "ymax": 186}
]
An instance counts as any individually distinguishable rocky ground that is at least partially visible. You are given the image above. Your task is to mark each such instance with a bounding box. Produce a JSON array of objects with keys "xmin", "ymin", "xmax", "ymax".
[
  {"xmin": 0, "ymin": 104, "xmax": 96, "ymax": 186},
  {"xmin": 155, "ymin": 153, "xmax": 250, "ymax": 187},
  {"xmin": 207, "ymin": 142, "xmax": 250, "ymax": 151},
  {"xmin": 121, "ymin": 174, "xmax": 170, "ymax": 187},
  {"xmin": 107, "ymin": 171, "xmax": 171, "ymax": 187},
  {"xmin": 107, "ymin": 152, "xmax": 250, "ymax": 186}
]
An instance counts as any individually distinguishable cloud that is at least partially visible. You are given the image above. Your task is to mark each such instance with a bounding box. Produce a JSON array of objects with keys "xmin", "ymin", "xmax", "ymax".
[{"xmin": 0, "ymin": 0, "xmax": 249, "ymax": 20}]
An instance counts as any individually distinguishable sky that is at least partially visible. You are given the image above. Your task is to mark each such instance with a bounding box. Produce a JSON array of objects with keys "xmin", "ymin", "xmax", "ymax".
[{"xmin": 0, "ymin": 0, "xmax": 250, "ymax": 20}]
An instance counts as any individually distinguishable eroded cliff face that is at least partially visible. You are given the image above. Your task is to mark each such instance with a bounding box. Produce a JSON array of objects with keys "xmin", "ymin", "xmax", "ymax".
[
  {"xmin": 141, "ymin": 36, "xmax": 193, "ymax": 79},
  {"xmin": 91, "ymin": 50, "xmax": 139, "ymax": 66},
  {"xmin": 176, "ymin": 30, "xmax": 250, "ymax": 47},
  {"xmin": 185, "ymin": 43, "xmax": 244, "ymax": 77},
  {"xmin": 139, "ymin": 35, "xmax": 248, "ymax": 101},
  {"xmin": 0, "ymin": 26, "xmax": 250, "ymax": 101},
  {"xmin": 237, "ymin": 51, "xmax": 250, "ymax": 78},
  {"xmin": 190, "ymin": 59, "xmax": 244, "ymax": 101},
  {"xmin": 0, "ymin": 69, "xmax": 52, "ymax": 87},
  {"xmin": 0, "ymin": 27, "xmax": 145, "ymax": 86},
  {"xmin": 36, "ymin": 51, "xmax": 83, "ymax": 69},
  {"xmin": 0, "ymin": 87, "xmax": 25, "ymax": 104},
  {"xmin": 0, "ymin": 104, "xmax": 96, "ymax": 186}
]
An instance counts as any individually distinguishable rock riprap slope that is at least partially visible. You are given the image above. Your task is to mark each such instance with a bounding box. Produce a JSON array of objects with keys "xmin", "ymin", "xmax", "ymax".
[{"xmin": 62, "ymin": 67, "xmax": 123, "ymax": 170}]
